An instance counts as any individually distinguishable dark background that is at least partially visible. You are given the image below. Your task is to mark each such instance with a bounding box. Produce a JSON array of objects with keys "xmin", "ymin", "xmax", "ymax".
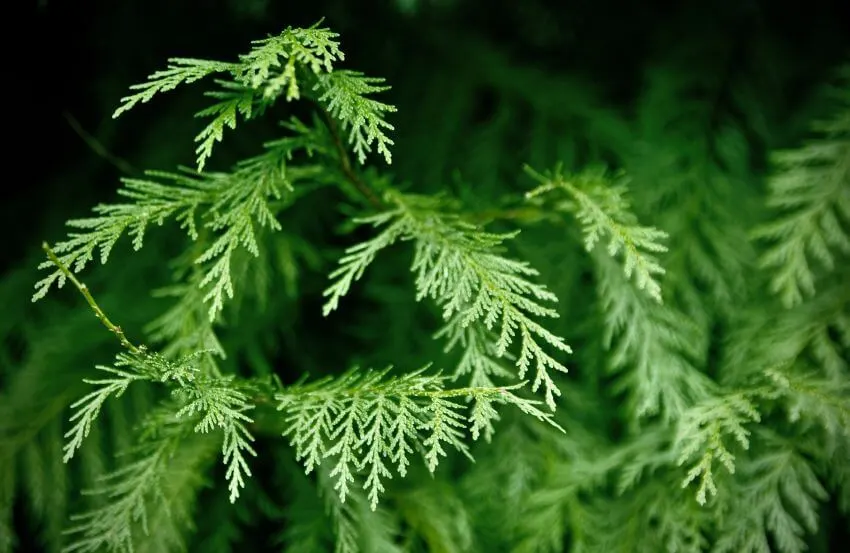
[{"xmin": 16, "ymin": 0, "xmax": 850, "ymax": 266}]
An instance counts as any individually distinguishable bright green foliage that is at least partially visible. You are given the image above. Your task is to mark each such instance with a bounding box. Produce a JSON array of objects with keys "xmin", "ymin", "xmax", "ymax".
[
  {"xmin": 110, "ymin": 23, "xmax": 390, "ymax": 172},
  {"xmin": 525, "ymin": 164, "xmax": 669, "ymax": 303},
  {"xmin": 8, "ymin": 10, "xmax": 850, "ymax": 553},
  {"xmin": 276, "ymin": 367, "xmax": 558, "ymax": 509},
  {"xmin": 111, "ymin": 59, "xmax": 237, "ymax": 118},
  {"xmin": 34, "ymin": 135, "xmax": 312, "ymax": 320},
  {"xmin": 112, "ymin": 24, "xmax": 348, "ymax": 171},
  {"xmin": 323, "ymin": 193, "xmax": 571, "ymax": 409},
  {"xmin": 316, "ymin": 71, "xmax": 397, "ymax": 164},
  {"xmin": 674, "ymin": 390, "xmax": 761, "ymax": 505},
  {"xmin": 61, "ymin": 350, "xmax": 256, "ymax": 506}
]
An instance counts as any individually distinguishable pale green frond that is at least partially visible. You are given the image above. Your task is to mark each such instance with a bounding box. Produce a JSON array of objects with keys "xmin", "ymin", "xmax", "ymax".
[
  {"xmin": 174, "ymin": 376, "xmax": 257, "ymax": 502},
  {"xmin": 194, "ymin": 82, "xmax": 258, "ymax": 171},
  {"xmin": 714, "ymin": 443, "xmax": 828, "ymax": 553},
  {"xmin": 276, "ymin": 368, "xmax": 560, "ymax": 509},
  {"xmin": 421, "ymin": 396, "xmax": 470, "ymax": 472},
  {"xmin": 315, "ymin": 71, "xmax": 397, "ymax": 164},
  {"xmin": 675, "ymin": 391, "xmax": 761, "ymax": 505},
  {"xmin": 112, "ymin": 58, "xmax": 235, "ymax": 118},
  {"xmin": 753, "ymin": 78, "xmax": 850, "ymax": 307},
  {"xmin": 61, "ymin": 351, "xmax": 203, "ymax": 463},
  {"xmin": 594, "ymin": 251, "xmax": 713, "ymax": 421},
  {"xmin": 64, "ymin": 416, "xmax": 216, "ymax": 553},
  {"xmin": 33, "ymin": 178, "xmax": 205, "ymax": 301},
  {"xmin": 111, "ymin": 24, "xmax": 350, "ymax": 171},
  {"xmin": 236, "ymin": 25, "xmax": 343, "ymax": 98},
  {"xmin": 436, "ymin": 319, "xmax": 513, "ymax": 387},
  {"xmin": 401, "ymin": 194, "xmax": 571, "ymax": 408},
  {"xmin": 62, "ymin": 364, "xmax": 145, "ymax": 463},
  {"xmin": 764, "ymin": 365, "xmax": 850, "ymax": 446},
  {"xmin": 525, "ymin": 164, "xmax": 669, "ymax": 303},
  {"xmin": 324, "ymin": 194, "xmax": 571, "ymax": 408},
  {"xmin": 322, "ymin": 210, "xmax": 407, "ymax": 316}
]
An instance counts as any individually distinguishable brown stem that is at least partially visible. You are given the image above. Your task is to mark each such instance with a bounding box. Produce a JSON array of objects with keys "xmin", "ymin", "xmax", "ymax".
[
  {"xmin": 317, "ymin": 107, "xmax": 385, "ymax": 210},
  {"xmin": 63, "ymin": 111, "xmax": 137, "ymax": 175}
]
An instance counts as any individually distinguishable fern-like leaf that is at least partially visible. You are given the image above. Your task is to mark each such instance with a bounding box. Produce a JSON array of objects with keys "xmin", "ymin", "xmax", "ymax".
[
  {"xmin": 753, "ymin": 72, "xmax": 850, "ymax": 307},
  {"xmin": 323, "ymin": 193, "xmax": 571, "ymax": 409},
  {"xmin": 112, "ymin": 58, "xmax": 235, "ymax": 118},
  {"xmin": 525, "ymin": 164, "xmax": 669, "ymax": 303},
  {"xmin": 315, "ymin": 71, "xmax": 397, "ymax": 164},
  {"xmin": 675, "ymin": 391, "xmax": 761, "ymax": 505},
  {"xmin": 714, "ymin": 442, "xmax": 828, "ymax": 553},
  {"xmin": 276, "ymin": 367, "xmax": 559, "ymax": 509}
]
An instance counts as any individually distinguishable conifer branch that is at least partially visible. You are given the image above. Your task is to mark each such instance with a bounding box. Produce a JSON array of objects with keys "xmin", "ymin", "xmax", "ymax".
[
  {"xmin": 317, "ymin": 104, "xmax": 385, "ymax": 209},
  {"xmin": 525, "ymin": 164, "xmax": 669, "ymax": 303},
  {"xmin": 276, "ymin": 367, "xmax": 560, "ymax": 510},
  {"xmin": 753, "ymin": 79, "xmax": 850, "ymax": 307},
  {"xmin": 594, "ymin": 252, "xmax": 714, "ymax": 421},
  {"xmin": 675, "ymin": 390, "xmax": 762, "ymax": 505},
  {"xmin": 41, "ymin": 242, "xmax": 141, "ymax": 355},
  {"xmin": 64, "ymin": 411, "xmax": 217, "ymax": 553},
  {"xmin": 323, "ymin": 193, "xmax": 572, "ymax": 408},
  {"xmin": 713, "ymin": 438, "xmax": 828, "ymax": 553}
]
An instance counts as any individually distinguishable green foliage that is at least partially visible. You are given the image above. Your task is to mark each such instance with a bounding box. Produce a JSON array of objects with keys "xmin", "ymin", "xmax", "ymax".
[
  {"xmin": 65, "ymin": 411, "xmax": 217, "ymax": 553},
  {"xmin": 60, "ymin": 349, "xmax": 257, "ymax": 505},
  {"xmin": 7, "ymin": 6, "xmax": 850, "ymax": 553},
  {"xmin": 316, "ymin": 71, "xmax": 397, "ymax": 164},
  {"xmin": 525, "ymin": 164, "xmax": 668, "ymax": 303},
  {"xmin": 713, "ymin": 440, "xmax": 829, "ymax": 553},
  {"xmin": 277, "ymin": 367, "xmax": 557, "ymax": 509},
  {"xmin": 754, "ymin": 67, "xmax": 850, "ymax": 307},
  {"xmin": 674, "ymin": 390, "xmax": 761, "ymax": 505},
  {"xmin": 323, "ymin": 193, "xmax": 571, "ymax": 409},
  {"xmin": 112, "ymin": 23, "xmax": 348, "ymax": 171}
]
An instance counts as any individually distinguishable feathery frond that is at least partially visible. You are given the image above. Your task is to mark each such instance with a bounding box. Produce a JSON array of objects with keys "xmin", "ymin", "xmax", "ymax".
[
  {"xmin": 754, "ymin": 74, "xmax": 850, "ymax": 307},
  {"xmin": 525, "ymin": 164, "xmax": 669, "ymax": 303},
  {"xmin": 64, "ymin": 413, "xmax": 216, "ymax": 553},
  {"xmin": 276, "ymin": 367, "xmax": 559, "ymax": 509},
  {"xmin": 714, "ymin": 441, "xmax": 828, "ymax": 553},
  {"xmin": 675, "ymin": 391, "xmax": 761, "ymax": 505},
  {"xmin": 323, "ymin": 193, "xmax": 571, "ymax": 408},
  {"xmin": 315, "ymin": 71, "xmax": 397, "ymax": 164}
]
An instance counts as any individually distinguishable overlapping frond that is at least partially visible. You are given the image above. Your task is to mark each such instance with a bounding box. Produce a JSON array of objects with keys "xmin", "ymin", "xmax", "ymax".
[
  {"xmin": 111, "ymin": 22, "xmax": 392, "ymax": 171},
  {"xmin": 713, "ymin": 441, "xmax": 828, "ymax": 553},
  {"xmin": 525, "ymin": 164, "xmax": 669, "ymax": 303},
  {"xmin": 323, "ymin": 193, "xmax": 571, "ymax": 408},
  {"xmin": 64, "ymin": 411, "xmax": 217, "ymax": 553},
  {"xmin": 34, "ymin": 138, "xmax": 303, "ymax": 319},
  {"xmin": 61, "ymin": 350, "xmax": 257, "ymax": 504},
  {"xmin": 674, "ymin": 391, "xmax": 761, "ymax": 505},
  {"xmin": 276, "ymin": 367, "xmax": 559, "ymax": 509},
  {"xmin": 594, "ymin": 252, "xmax": 713, "ymax": 421},
  {"xmin": 753, "ymin": 73, "xmax": 850, "ymax": 307}
]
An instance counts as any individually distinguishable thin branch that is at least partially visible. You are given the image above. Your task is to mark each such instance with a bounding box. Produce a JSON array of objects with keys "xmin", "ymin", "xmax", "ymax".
[
  {"xmin": 63, "ymin": 111, "xmax": 137, "ymax": 175},
  {"xmin": 42, "ymin": 242, "xmax": 142, "ymax": 355},
  {"xmin": 317, "ymin": 106, "xmax": 386, "ymax": 210}
]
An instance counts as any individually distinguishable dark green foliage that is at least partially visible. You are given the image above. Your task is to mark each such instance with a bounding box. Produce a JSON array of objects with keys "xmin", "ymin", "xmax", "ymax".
[{"xmin": 4, "ymin": 1, "xmax": 850, "ymax": 551}]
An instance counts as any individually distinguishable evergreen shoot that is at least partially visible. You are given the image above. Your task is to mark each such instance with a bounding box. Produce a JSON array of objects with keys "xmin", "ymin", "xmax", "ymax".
[{"xmin": 4, "ymin": 3, "xmax": 849, "ymax": 552}]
